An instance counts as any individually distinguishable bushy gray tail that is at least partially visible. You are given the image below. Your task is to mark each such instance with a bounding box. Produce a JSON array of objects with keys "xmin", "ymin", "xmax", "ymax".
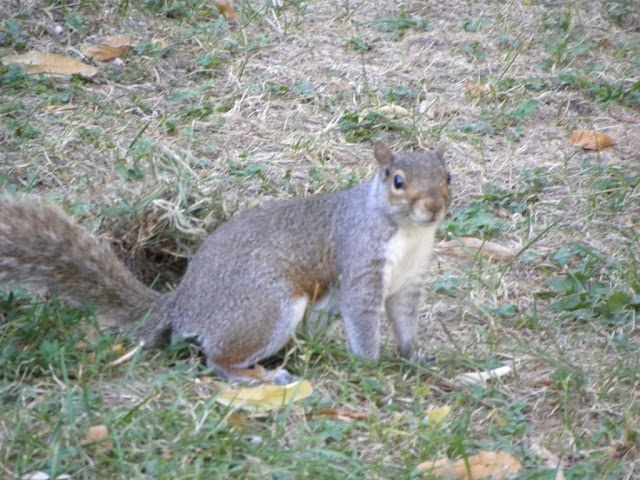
[{"xmin": 0, "ymin": 196, "xmax": 162, "ymax": 330}]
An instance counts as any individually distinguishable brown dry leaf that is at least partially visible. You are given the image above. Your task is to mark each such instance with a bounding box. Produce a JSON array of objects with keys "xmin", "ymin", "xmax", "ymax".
[
  {"xmin": 215, "ymin": 0, "xmax": 238, "ymax": 21},
  {"xmin": 570, "ymin": 130, "xmax": 614, "ymax": 151},
  {"xmin": 437, "ymin": 237, "xmax": 516, "ymax": 262},
  {"xmin": 466, "ymin": 81, "xmax": 490, "ymax": 96},
  {"xmin": 83, "ymin": 35, "xmax": 135, "ymax": 61},
  {"xmin": 102, "ymin": 35, "xmax": 135, "ymax": 48},
  {"xmin": 83, "ymin": 44, "xmax": 129, "ymax": 61},
  {"xmin": 215, "ymin": 379, "xmax": 313, "ymax": 411},
  {"xmin": 81, "ymin": 424, "xmax": 110, "ymax": 446},
  {"xmin": 1, "ymin": 51, "xmax": 97, "ymax": 78},
  {"xmin": 314, "ymin": 409, "xmax": 369, "ymax": 421},
  {"xmin": 416, "ymin": 450, "xmax": 522, "ymax": 479}
]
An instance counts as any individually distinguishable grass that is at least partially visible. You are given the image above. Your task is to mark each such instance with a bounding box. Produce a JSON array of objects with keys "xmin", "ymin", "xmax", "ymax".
[{"xmin": 1, "ymin": 0, "xmax": 639, "ymax": 478}]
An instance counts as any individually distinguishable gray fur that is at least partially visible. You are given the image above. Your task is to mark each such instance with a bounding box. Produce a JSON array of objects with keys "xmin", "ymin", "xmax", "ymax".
[{"xmin": 0, "ymin": 142, "xmax": 451, "ymax": 383}]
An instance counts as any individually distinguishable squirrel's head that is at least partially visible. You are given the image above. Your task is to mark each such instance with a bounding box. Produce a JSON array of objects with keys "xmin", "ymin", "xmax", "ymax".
[{"xmin": 374, "ymin": 141, "xmax": 451, "ymax": 227}]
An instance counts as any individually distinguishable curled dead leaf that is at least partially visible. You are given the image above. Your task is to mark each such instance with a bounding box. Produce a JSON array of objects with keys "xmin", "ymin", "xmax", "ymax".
[
  {"xmin": 376, "ymin": 104, "xmax": 410, "ymax": 117},
  {"xmin": 570, "ymin": 130, "xmax": 614, "ymax": 151},
  {"xmin": 150, "ymin": 37, "xmax": 170, "ymax": 49},
  {"xmin": 83, "ymin": 35, "xmax": 135, "ymax": 61},
  {"xmin": 437, "ymin": 237, "xmax": 516, "ymax": 262},
  {"xmin": 416, "ymin": 450, "xmax": 522, "ymax": 479},
  {"xmin": 1, "ymin": 51, "xmax": 97, "ymax": 78}
]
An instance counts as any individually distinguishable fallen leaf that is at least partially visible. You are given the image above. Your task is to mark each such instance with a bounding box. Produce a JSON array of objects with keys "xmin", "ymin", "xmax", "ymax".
[
  {"xmin": 437, "ymin": 237, "xmax": 516, "ymax": 262},
  {"xmin": 315, "ymin": 409, "xmax": 369, "ymax": 421},
  {"xmin": 416, "ymin": 450, "xmax": 522, "ymax": 479},
  {"xmin": 150, "ymin": 37, "xmax": 170, "ymax": 49},
  {"xmin": 107, "ymin": 340, "xmax": 144, "ymax": 367},
  {"xmin": 102, "ymin": 35, "xmax": 135, "ymax": 48},
  {"xmin": 1, "ymin": 51, "xmax": 98, "ymax": 78},
  {"xmin": 426, "ymin": 405, "xmax": 451, "ymax": 424},
  {"xmin": 215, "ymin": 0, "xmax": 238, "ymax": 21},
  {"xmin": 466, "ymin": 81, "xmax": 490, "ymax": 96},
  {"xmin": 570, "ymin": 130, "xmax": 614, "ymax": 151},
  {"xmin": 453, "ymin": 365, "xmax": 514, "ymax": 387},
  {"xmin": 83, "ymin": 44, "xmax": 129, "ymax": 61},
  {"xmin": 359, "ymin": 104, "xmax": 410, "ymax": 123},
  {"xmin": 376, "ymin": 104, "xmax": 410, "ymax": 117},
  {"xmin": 83, "ymin": 35, "xmax": 135, "ymax": 61},
  {"xmin": 215, "ymin": 379, "xmax": 313, "ymax": 412},
  {"xmin": 81, "ymin": 424, "xmax": 109, "ymax": 446}
]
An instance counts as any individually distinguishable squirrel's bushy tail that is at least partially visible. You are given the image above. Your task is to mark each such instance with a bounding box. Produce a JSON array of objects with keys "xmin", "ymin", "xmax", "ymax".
[{"xmin": 0, "ymin": 197, "xmax": 162, "ymax": 331}]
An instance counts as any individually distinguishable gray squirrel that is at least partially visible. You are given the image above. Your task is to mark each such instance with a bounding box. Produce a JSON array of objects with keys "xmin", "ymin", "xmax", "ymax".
[{"xmin": 0, "ymin": 141, "xmax": 451, "ymax": 384}]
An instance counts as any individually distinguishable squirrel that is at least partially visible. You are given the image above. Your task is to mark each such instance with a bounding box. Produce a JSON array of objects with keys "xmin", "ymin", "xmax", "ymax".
[{"xmin": 0, "ymin": 141, "xmax": 451, "ymax": 384}]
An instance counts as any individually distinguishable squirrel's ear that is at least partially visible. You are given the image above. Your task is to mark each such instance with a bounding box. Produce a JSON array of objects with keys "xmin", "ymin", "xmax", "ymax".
[
  {"xmin": 374, "ymin": 141, "xmax": 394, "ymax": 167},
  {"xmin": 434, "ymin": 142, "xmax": 447, "ymax": 161}
]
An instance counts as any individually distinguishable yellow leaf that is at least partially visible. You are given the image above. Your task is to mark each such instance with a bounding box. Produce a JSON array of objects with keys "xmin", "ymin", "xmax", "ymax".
[
  {"xmin": 1, "ymin": 51, "xmax": 97, "ymax": 78},
  {"xmin": 215, "ymin": 379, "xmax": 313, "ymax": 411},
  {"xmin": 416, "ymin": 450, "xmax": 523, "ymax": 479},
  {"xmin": 570, "ymin": 130, "xmax": 614, "ymax": 151},
  {"xmin": 81, "ymin": 425, "xmax": 110, "ymax": 446},
  {"xmin": 426, "ymin": 405, "xmax": 451, "ymax": 424},
  {"xmin": 376, "ymin": 104, "xmax": 410, "ymax": 117}
]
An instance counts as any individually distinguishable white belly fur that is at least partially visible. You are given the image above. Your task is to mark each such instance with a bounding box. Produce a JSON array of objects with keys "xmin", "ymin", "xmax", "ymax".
[{"xmin": 385, "ymin": 224, "xmax": 437, "ymax": 296}]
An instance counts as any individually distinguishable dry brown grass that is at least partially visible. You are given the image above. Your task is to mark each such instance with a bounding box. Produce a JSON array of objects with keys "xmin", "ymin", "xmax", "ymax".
[{"xmin": 1, "ymin": 0, "xmax": 639, "ymax": 477}]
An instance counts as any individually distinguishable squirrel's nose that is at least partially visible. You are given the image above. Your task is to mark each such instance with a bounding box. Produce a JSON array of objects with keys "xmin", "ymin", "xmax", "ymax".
[{"xmin": 413, "ymin": 197, "xmax": 444, "ymax": 222}]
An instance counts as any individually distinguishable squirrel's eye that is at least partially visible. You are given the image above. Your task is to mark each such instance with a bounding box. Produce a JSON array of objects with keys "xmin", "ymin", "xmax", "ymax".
[
  {"xmin": 446, "ymin": 172, "xmax": 451, "ymax": 185},
  {"xmin": 393, "ymin": 175, "xmax": 404, "ymax": 190}
]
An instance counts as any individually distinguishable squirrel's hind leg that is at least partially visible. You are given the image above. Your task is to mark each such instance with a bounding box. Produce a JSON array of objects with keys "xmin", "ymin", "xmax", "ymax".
[{"xmin": 205, "ymin": 295, "xmax": 308, "ymax": 385}]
